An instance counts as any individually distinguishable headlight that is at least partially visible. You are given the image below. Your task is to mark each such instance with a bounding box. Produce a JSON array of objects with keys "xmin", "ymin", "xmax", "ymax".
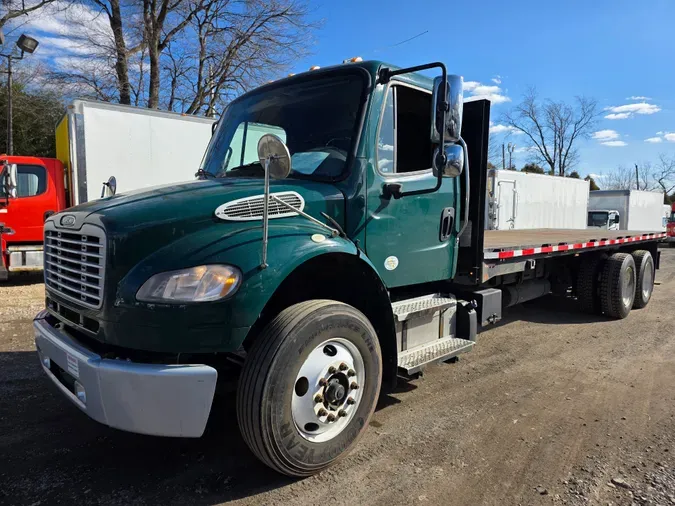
[{"xmin": 136, "ymin": 265, "xmax": 242, "ymax": 303}]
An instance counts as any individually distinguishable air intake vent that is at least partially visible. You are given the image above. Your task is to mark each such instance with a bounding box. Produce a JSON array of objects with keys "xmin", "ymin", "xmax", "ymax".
[{"xmin": 215, "ymin": 191, "xmax": 305, "ymax": 221}]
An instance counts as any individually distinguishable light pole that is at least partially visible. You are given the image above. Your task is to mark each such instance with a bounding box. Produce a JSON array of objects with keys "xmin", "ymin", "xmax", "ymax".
[
  {"xmin": 507, "ymin": 143, "xmax": 516, "ymax": 170},
  {"xmin": 1, "ymin": 34, "xmax": 39, "ymax": 155}
]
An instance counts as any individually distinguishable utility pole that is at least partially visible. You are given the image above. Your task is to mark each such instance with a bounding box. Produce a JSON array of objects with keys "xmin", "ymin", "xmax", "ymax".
[
  {"xmin": 502, "ymin": 143, "xmax": 505, "ymax": 170},
  {"xmin": 6, "ymin": 55, "xmax": 12, "ymax": 155},
  {"xmin": 635, "ymin": 163, "xmax": 640, "ymax": 190}
]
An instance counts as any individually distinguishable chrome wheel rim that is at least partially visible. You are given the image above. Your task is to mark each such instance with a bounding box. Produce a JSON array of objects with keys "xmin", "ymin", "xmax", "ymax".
[
  {"xmin": 642, "ymin": 260, "xmax": 654, "ymax": 300},
  {"xmin": 623, "ymin": 266, "xmax": 635, "ymax": 308},
  {"xmin": 291, "ymin": 338, "xmax": 365, "ymax": 443}
]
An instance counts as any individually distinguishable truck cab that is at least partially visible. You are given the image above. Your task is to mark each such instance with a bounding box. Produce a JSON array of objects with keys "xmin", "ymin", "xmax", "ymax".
[
  {"xmin": 587, "ymin": 209, "xmax": 620, "ymax": 230},
  {"xmin": 0, "ymin": 156, "xmax": 66, "ymax": 280}
]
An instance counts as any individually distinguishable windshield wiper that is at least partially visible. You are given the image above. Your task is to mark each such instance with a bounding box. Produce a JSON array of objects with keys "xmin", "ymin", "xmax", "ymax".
[
  {"xmin": 223, "ymin": 162, "xmax": 264, "ymax": 176},
  {"xmin": 195, "ymin": 168, "xmax": 216, "ymax": 179}
]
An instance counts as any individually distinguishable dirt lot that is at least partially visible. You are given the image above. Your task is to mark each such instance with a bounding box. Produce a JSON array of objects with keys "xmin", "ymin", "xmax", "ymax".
[{"xmin": 1, "ymin": 250, "xmax": 674, "ymax": 506}]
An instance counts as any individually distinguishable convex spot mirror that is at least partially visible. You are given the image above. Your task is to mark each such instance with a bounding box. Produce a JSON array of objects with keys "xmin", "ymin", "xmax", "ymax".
[
  {"xmin": 433, "ymin": 144, "xmax": 464, "ymax": 178},
  {"xmin": 431, "ymin": 75, "xmax": 463, "ymax": 144},
  {"xmin": 101, "ymin": 176, "xmax": 117, "ymax": 198},
  {"xmin": 257, "ymin": 134, "xmax": 292, "ymax": 179}
]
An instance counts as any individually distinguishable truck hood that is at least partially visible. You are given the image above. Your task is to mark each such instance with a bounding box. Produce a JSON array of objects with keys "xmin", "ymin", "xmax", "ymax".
[{"xmin": 51, "ymin": 177, "xmax": 346, "ymax": 281}]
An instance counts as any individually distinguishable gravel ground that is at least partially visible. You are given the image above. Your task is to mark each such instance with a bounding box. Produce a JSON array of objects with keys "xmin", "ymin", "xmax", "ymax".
[{"xmin": 0, "ymin": 251, "xmax": 674, "ymax": 506}]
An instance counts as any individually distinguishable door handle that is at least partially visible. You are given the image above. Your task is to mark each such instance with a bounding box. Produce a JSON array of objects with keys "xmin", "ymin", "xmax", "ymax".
[{"xmin": 440, "ymin": 207, "xmax": 455, "ymax": 242}]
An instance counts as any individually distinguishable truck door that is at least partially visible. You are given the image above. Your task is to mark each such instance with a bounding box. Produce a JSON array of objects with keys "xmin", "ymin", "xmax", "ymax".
[
  {"xmin": 496, "ymin": 178, "xmax": 517, "ymax": 229},
  {"xmin": 364, "ymin": 83, "xmax": 459, "ymax": 288}
]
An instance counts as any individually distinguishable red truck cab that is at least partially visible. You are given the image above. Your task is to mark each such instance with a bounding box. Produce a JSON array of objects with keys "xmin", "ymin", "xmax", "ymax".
[{"xmin": 0, "ymin": 156, "xmax": 66, "ymax": 280}]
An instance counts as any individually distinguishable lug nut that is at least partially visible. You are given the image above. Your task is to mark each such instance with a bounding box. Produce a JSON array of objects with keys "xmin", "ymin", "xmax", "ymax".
[
  {"xmin": 347, "ymin": 369, "xmax": 356, "ymax": 377},
  {"xmin": 350, "ymin": 382, "xmax": 359, "ymax": 390},
  {"xmin": 338, "ymin": 410, "xmax": 347, "ymax": 417},
  {"xmin": 314, "ymin": 394, "xmax": 323, "ymax": 403},
  {"xmin": 318, "ymin": 408, "xmax": 327, "ymax": 417},
  {"xmin": 326, "ymin": 414, "xmax": 336, "ymax": 422},
  {"xmin": 339, "ymin": 362, "xmax": 348, "ymax": 371},
  {"xmin": 328, "ymin": 366, "xmax": 336, "ymax": 374},
  {"xmin": 319, "ymin": 378, "xmax": 327, "ymax": 386},
  {"xmin": 347, "ymin": 397, "xmax": 356, "ymax": 405}
]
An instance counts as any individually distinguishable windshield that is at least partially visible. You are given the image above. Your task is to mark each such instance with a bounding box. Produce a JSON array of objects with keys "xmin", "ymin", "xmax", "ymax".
[
  {"xmin": 588, "ymin": 211, "xmax": 609, "ymax": 227},
  {"xmin": 201, "ymin": 72, "xmax": 365, "ymax": 180}
]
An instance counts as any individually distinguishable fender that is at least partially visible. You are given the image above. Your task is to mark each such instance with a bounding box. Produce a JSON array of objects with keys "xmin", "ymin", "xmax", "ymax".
[{"xmin": 114, "ymin": 221, "xmax": 389, "ymax": 353}]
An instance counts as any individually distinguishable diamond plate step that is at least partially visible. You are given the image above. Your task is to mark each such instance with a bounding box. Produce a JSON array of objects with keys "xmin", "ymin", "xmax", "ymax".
[
  {"xmin": 392, "ymin": 294, "xmax": 456, "ymax": 321},
  {"xmin": 397, "ymin": 336, "xmax": 474, "ymax": 375}
]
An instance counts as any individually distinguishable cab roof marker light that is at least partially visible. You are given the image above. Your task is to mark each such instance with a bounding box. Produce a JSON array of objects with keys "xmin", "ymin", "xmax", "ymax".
[
  {"xmin": 342, "ymin": 56, "xmax": 363, "ymax": 64},
  {"xmin": 309, "ymin": 65, "xmax": 321, "ymax": 70}
]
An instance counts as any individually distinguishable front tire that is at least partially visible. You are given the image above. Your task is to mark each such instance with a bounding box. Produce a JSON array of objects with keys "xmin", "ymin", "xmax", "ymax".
[
  {"xmin": 631, "ymin": 250, "xmax": 654, "ymax": 309},
  {"xmin": 599, "ymin": 253, "xmax": 636, "ymax": 319},
  {"xmin": 236, "ymin": 300, "xmax": 382, "ymax": 477}
]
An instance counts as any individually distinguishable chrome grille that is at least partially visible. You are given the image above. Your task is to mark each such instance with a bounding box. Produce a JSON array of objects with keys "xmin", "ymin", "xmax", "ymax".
[
  {"xmin": 44, "ymin": 223, "xmax": 106, "ymax": 309},
  {"xmin": 215, "ymin": 191, "xmax": 305, "ymax": 221}
]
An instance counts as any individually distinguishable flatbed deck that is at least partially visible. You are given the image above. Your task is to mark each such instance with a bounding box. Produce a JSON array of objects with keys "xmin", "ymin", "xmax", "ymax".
[{"xmin": 484, "ymin": 229, "xmax": 665, "ymax": 260}]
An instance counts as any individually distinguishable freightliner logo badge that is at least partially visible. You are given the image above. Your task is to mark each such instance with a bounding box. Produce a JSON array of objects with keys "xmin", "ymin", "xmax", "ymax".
[{"xmin": 60, "ymin": 215, "xmax": 76, "ymax": 227}]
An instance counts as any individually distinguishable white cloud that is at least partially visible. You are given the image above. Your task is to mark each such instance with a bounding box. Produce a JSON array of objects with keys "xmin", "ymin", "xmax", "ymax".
[
  {"xmin": 601, "ymin": 140, "xmax": 628, "ymax": 147},
  {"xmin": 627, "ymin": 96, "xmax": 651, "ymax": 101},
  {"xmin": 665, "ymin": 133, "xmax": 675, "ymax": 142},
  {"xmin": 588, "ymin": 173, "xmax": 608, "ymax": 180},
  {"xmin": 645, "ymin": 137, "xmax": 663, "ymax": 143},
  {"xmin": 603, "ymin": 102, "xmax": 661, "ymax": 120},
  {"xmin": 489, "ymin": 123, "xmax": 522, "ymax": 135},
  {"xmin": 491, "ymin": 75, "xmax": 502, "ymax": 85},
  {"xmin": 592, "ymin": 129, "xmax": 620, "ymax": 141},
  {"xmin": 464, "ymin": 80, "xmax": 510, "ymax": 104}
]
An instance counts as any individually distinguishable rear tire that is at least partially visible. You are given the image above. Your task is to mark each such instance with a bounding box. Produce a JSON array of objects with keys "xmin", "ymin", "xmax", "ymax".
[
  {"xmin": 599, "ymin": 253, "xmax": 636, "ymax": 319},
  {"xmin": 631, "ymin": 250, "xmax": 654, "ymax": 309},
  {"xmin": 236, "ymin": 300, "xmax": 382, "ymax": 477},
  {"xmin": 576, "ymin": 253, "xmax": 607, "ymax": 314}
]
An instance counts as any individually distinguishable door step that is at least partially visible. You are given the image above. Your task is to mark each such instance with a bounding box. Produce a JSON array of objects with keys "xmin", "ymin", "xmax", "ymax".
[
  {"xmin": 392, "ymin": 294, "xmax": 456, "ymax": 321},
  {"xmin": 397, "ymin": 336, "xmax": 474, "ymax": 376}
]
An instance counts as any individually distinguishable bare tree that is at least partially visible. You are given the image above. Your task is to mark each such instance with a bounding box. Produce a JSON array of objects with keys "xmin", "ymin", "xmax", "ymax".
[
  {"xmin": 0, "ymin": 0, "xmax": 59, "ymax": 29},
  {"xmin": 176, "ymin": 0, "xmax": 314, "ymax": 115},
  {"xmin": 652, "ymin": 154, "xmax": 675, "ymax": 196},
  {"xmin": 604, "ymin": 156, "xmax": 675, "ymax": 196},
  {"xmin": 502, "ymin": 88, "xmax": 598, "ymax": 176}
]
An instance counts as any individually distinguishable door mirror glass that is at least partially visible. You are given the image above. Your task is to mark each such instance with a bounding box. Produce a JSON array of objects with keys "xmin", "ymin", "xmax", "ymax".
[
  {"xmin": 614, "ymin": 214, "xmax": 620, "ymax": 224},
  {"xmin": 3, "ymin": 163, "xmax": 18, "ymax": 198},
  {"xmin": 433, "ymin": 144, "xmax": 464, "ymax": 178},
  {"xmin": 431, "ymin": 75, "xmax": 463, "ymax": 144}
]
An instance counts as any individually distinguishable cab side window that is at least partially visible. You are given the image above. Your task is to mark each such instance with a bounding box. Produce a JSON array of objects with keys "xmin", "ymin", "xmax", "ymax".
[
  {"xmin": 0, "ymin": 164, "xmax": 47, "ymax": 198},
  {"xmin": 377, "ymin": 85, "xmax": 433, "ymax": 175}
]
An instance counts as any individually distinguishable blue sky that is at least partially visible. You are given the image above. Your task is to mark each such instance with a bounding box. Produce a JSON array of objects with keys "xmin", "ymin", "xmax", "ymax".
[{"xmin": 291, "ymin": 0, "xmax": 675, "ymax": 178}]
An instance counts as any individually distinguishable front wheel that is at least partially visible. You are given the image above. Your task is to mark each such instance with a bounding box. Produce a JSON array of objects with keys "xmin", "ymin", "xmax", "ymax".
[{"xmin": 236, "ymin": 300, "xmax": 382, "ymax": 477}]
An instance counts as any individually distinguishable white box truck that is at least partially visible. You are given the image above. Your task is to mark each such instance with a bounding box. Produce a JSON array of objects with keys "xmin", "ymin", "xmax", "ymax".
[
  {"xmin": 588, "ymin": 190, "xmax": 664, "ymax": 231},
  {"xmin": 57, "ymin": 99, "xmax": 216, "ymax": 204},
  {"xmin": 486, "ymin": 170, "xmax": 589, "ymax": 230}
]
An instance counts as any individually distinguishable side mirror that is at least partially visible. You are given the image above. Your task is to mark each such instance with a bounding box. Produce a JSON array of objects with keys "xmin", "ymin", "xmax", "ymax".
[
  {"xmin": 614, "ymin": 214, "xmax": 620, "ymax": 224},
  {"xmin": 433, "ymin": 144, "xmax": 464, "ymax": 178},
  {"xmin": 5, "ymin": 163, "xmax": 18, "ymax": 198},
  {"xmin": 431, "ymin": 75, "xmax": 463, "ymax": 144}
]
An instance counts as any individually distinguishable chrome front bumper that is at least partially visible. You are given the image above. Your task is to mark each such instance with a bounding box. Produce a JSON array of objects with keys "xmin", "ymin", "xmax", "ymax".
[{"xmin": 34, "ymin": 311, "xmax": 218, "ymax": 438}]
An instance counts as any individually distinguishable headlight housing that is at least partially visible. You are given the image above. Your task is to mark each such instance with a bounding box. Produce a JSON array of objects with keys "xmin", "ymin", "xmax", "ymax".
[{"xmin": 136, "ymin": 265, "xmax": 242, "ymax": 303}]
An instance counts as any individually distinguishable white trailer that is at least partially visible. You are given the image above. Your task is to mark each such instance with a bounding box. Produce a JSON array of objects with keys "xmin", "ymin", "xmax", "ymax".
[
  {"xmin": 56, "ymin": 100, "xmax": 215, "ymax": 204},
  {"xmin": 588, "ymin": 190, "xmax": 664, "ymax": 231},
  {"xmin": 485, "ymin": 170, "xmax": 589, "ymax": 230}
]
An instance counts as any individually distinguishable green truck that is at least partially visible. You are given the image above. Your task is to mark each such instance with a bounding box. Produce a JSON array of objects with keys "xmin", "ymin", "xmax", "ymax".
[{"xmin": 33, "ymin": 60, "xmax": 665, "ymax": 477}]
